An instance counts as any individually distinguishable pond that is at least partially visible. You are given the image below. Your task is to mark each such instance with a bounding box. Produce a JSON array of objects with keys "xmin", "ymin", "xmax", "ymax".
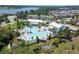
[{"xmin": 0, "ymin": 7, "xmax": 38, "ymax": 14}]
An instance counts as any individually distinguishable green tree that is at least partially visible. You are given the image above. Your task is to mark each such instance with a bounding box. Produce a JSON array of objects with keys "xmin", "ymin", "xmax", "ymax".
[
  {"xmin": 75, "ymin": 29, "xmax": 79, "ymax": 36},
  {"xmin": 58, "ymin": 27, "xmax": 71, "ymax": 39},
  {"xmin": 53, "ymin": 38, "xmax": 60, "ymax": 44},
  {"xmin": 16, "ymin": 11, "xmax": 28, "ymax": 19},
  {"xmin": 36, "ymin": 36, "xmax": 40, "ymax": 44}
]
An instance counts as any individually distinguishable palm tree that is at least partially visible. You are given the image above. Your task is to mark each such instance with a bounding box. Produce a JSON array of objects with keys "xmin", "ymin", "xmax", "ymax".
[
  {"xmin": 52, "ymin": 27, "xmax": 57, "ymax": 35},
  {"xmin": 48, "ymin": 34, "xmax": 51, "ymax": 40},
  {"xmin": 16, "ymin": 20, "xmax": 22, "ymax": 30}
]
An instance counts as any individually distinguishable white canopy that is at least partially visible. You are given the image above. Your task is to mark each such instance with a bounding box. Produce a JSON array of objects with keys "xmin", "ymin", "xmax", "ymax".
[
  {"xmin": 28, "ymin": 19, "xmax": 43, "ymax": 23},
  {"xmin": 49, "ymin": 21, "xmax": 64, "ymax": 28}
]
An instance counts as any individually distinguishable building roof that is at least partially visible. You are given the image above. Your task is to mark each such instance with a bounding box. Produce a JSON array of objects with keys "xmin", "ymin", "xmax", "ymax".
[
  {"xmin": 28, "ymin": 19, "xmax": 43, "ymax": 23},
  {"xmin": 49, "ymin": 21, "xmax": 64, "ymax": 28}
]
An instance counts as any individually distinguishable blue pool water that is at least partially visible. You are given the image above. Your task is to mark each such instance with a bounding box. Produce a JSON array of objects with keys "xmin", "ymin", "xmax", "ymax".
[{"xmin": 18, "ymin": 26, "xmax": 52, "ymax": 42}]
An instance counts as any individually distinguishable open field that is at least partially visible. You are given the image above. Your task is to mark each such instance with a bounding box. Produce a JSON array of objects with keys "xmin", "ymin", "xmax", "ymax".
[{"xmin": 0, "ymin": 21, "xmax": 17, "ymax": 30}]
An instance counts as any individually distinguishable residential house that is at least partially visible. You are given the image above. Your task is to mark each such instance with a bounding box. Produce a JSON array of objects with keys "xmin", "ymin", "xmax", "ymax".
[
  {"xmin": 7, "ymin": 15, "xmax": 17, "ymax": 23},
  {"xmin": 27, "ymin": 15, "xmax": 39, "ymax": 19}
]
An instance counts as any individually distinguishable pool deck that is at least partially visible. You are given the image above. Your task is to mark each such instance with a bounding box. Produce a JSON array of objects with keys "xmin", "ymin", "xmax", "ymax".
[{"xmin": 18, "ymin": 26, "xmax": 52, "ymax": 42}]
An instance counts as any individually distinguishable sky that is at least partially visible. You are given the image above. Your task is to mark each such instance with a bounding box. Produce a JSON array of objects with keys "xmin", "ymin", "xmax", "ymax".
[{"xmin": 0, "ymin": 0, "xmax": 79, "ymax": 5}]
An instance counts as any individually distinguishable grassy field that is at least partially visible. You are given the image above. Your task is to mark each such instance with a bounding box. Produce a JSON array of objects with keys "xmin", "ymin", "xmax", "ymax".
[{"xmin": 1, "ymin": 22, "xmax": 17, "ymax": 31}]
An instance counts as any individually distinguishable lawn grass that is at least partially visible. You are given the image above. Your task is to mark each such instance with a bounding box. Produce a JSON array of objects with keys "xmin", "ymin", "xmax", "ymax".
[{"xmin": 1, "ymin": 22, "xmax": 17, "ymax": 31}]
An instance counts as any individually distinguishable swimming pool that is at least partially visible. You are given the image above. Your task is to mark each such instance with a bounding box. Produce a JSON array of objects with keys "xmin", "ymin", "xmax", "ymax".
[{"xmin": 18, "ymin": 26, "xmax": 52, "ymax": 42}]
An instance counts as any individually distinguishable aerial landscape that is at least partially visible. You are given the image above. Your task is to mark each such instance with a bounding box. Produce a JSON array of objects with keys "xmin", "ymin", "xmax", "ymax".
[{"xmin": 0, "ymin": 5, "xmax": 79, "ymax": 54}]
